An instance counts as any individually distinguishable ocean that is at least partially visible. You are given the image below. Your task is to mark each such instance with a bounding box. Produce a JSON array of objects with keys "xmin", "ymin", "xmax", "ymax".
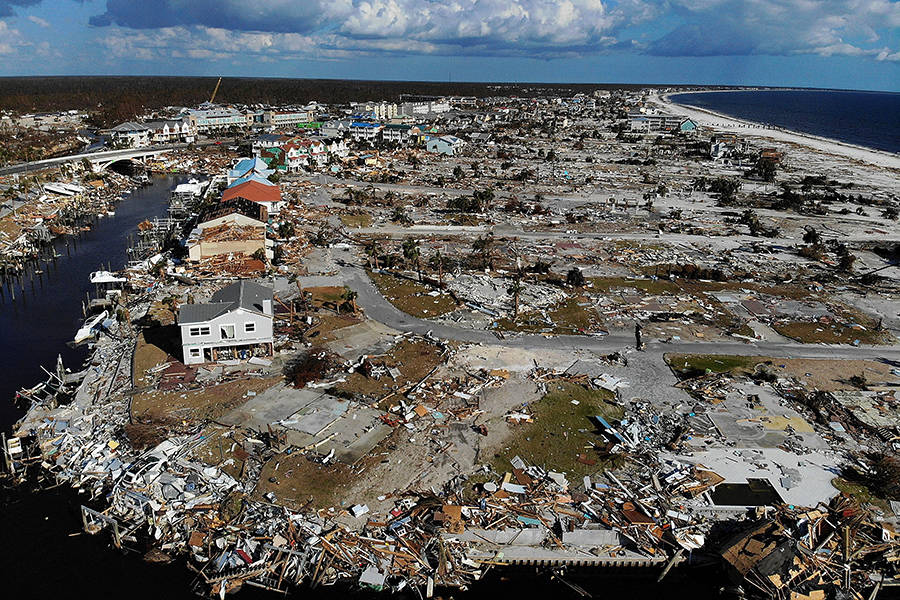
[{"xmin": 669, "ymin": 89, "xmax": 900, "ymax": 154}]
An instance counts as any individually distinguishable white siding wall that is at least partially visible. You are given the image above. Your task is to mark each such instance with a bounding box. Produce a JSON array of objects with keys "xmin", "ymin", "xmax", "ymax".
[{"xmin": 181, "ymin": 308, "xmax": 273, "ymax": 364}]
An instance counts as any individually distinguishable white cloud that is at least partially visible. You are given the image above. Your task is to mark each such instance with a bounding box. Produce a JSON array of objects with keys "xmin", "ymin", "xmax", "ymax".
[
  {"xmin": 26, "ymin": 14, "xmax": 47, "ymax": 27},
  {"xmin": 649, "ymin": 0, "xmax": 900, "ymax": 61},
  {"xmin": 0, "ymin": 19, "xmax": 25, "ymax": 54},
  {"xmin": 87, "ymin": 0, "xmax": 900, "ymax": 65}
]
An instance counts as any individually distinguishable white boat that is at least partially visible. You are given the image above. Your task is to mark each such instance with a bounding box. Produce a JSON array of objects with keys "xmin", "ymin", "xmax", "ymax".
[
  {"xmin": 90, "ymin": 270, "xmax": 127, "ymax": 284},
  {"xmin": 74, "ymin": 310, "xmax": 108, "ymax": 344}
]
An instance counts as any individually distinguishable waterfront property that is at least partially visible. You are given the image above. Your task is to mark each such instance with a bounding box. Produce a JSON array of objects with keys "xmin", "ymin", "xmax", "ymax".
[
  {"xmin": 186, "ymin": 200, "xmax": 269, "ymax": 262},
  {"xmin": 628, "ymin": 112, "xmax": 687, "ymax": 133},
  {"xmin": 179, "ymin": 280, "xmax": 274, "ymax": 365},
  {"xmin": 222, "ymin": 179, "xmax": 283, "ymax": 214}
]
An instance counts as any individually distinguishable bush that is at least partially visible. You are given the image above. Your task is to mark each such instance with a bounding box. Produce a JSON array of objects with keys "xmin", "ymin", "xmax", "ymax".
[
  {"xmin": 871, "ymin": 454, "xmax": 900, "ymax": 501},
  {"xmin": 566, "ymin": 267, "xmax": 585, "ymax": 287},
  {"xmin": 283, "ymin": 348, "xmax": 334, "ymax": 388}
]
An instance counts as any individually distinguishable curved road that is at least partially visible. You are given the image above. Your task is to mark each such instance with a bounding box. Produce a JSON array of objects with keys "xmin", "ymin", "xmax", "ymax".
[{"xmin": 332, "ymin": 247, "xmax": 900, "ymax": 362}]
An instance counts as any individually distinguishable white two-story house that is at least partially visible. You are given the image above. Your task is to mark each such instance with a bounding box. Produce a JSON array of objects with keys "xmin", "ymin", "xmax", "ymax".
[{"xmin": 179, "ymin": 281, "xmax": 274, "ymax": 365}]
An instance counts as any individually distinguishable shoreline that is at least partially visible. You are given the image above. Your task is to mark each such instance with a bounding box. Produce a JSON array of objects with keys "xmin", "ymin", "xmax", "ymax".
[{"xmin": 658, "ymin": 92, "xmax": 900, "ymax": 170}]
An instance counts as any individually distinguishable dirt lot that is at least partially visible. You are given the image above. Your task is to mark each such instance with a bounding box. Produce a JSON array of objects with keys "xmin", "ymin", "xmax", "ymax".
[
  {"xmin": 252, "ymin": 451, "xmax": 355, "ymax": 510},
  {"xmin": 339, "ymin": 212, "xmax": 373, "ymax": 228},
  {"xmin": 190, "ymin": 425, "xmax": 253, "ymax": 480},
  {"xmin": 494, "ymin": 296, "xmax": 604, "ymax": 335},
  {"xmin": 131, "ymin": 376, "xmax": 280, "ymax": 423},
  {"xmin": 132, "ymin": 326, "xmax": 181, "ymax": 386},
  {"xmin": 303, "ymin": 286, "xmax": 354, "ymax": 312},
  {"xmin": 253, "ymin": 430, "xmax": 405, "ymax": 510},
  {"xmin": 303, "ymin": 314, "xmax": 362, "ymax": 343}
]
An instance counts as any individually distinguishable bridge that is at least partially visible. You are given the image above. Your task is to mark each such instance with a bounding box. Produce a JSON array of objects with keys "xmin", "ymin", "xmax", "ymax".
[{"xmin": 0, "ymin": 143, "xmax": 188, "ymax": 177}]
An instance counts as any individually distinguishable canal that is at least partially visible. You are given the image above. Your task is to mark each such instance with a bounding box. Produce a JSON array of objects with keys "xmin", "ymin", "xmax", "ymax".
[
  {"xmin": 0, "ymin": 175, "xmax": 183, "ymax": 434},
  {"xmin": 0, "ymin": 173, "xmax": 278, "ymax": 599}
]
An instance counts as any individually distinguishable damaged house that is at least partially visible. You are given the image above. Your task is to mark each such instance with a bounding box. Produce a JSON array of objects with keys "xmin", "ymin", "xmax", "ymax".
[
  {"xmin": 179, "ymin": 280, "xmax": 274, "ymax": 365},
  {"xmin": 186, "ymin": 199, "xmax": 271, "ymax": 262}
]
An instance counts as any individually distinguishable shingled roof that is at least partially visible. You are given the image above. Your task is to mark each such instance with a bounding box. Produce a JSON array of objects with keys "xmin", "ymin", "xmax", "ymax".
[{"xmin": 178, "ymin": 281, "xmax": 273, "ymax": 325}]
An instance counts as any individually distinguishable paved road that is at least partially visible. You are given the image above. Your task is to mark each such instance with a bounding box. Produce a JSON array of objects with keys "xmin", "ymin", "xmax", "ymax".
[
  {"xmin": 350, "ymin": 223, "xmax": 899, "ymax": 248},
  {"xmin": 332, "ymin": 247, "xmax": 900, "ymax": 362}
]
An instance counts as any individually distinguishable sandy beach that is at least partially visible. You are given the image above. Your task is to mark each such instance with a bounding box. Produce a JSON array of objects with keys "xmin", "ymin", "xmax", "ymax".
[{"xmin": 656, "ymin": 92, "xmax": 900, "ymax": 171}]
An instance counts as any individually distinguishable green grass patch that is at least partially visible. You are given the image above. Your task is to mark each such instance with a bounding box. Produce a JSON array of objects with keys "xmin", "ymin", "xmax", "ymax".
[
  {"xmin": 774, "ymin": 321, "xmax": 893, "ymax": 346},
  {"xmin": 489, "ymin": 382, "xmax": 623, "ymax": 478},
  {"xmin": 831, "ymin": 477, "xmax": 890, "ymax": 512},
  {"xmin": 493, "ymin": 297, "xmax": 603, "ymax": 335},
  {"xmin": 589, "ymin": 276, "xmax": 681, "ymax": 295},
  {"xmin": 666, "ymin": 353, "xmax": 762, "ymax": 377},
  {"xmin": 340, "ymin": 213, "xmax": 373, "ymax": 228},
  {"xmin": 368, "ymin": 270, "xmax": 458, "ymax": 318}
]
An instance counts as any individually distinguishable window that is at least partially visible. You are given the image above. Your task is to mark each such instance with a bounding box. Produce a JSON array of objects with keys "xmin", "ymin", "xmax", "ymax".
[
  {"xmin": 189, "ymin": 348, "xmax": 201, "ymax": 358},
  {"xmin": 244, "ymin": 322, "xmax": 256, "ymax": 333},
  {"xmin": 189, "ymin": 326, "xmax": 210, "ymax": 337},
  {"xmin": 220, "ymin": 324, "xmax": 235, "ymax": 340}
]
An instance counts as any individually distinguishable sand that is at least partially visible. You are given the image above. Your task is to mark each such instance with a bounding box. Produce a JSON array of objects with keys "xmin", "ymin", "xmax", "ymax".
[{"xmin": 656, "ymin": 92, "xmax": 900, "ymax": 171}]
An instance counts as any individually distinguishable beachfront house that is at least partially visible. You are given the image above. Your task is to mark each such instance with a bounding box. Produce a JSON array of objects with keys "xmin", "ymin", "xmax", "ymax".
[
  {"xmin": 179, "ymin": 280, "xmax": 274, "ymax": 365},
  {"xmin": 679, "ymin": 118, "xmax": 699, "ymax": 133}
]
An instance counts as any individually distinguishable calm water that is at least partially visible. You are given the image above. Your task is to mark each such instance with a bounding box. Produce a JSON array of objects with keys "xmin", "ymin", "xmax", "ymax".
[
  {"xmin": 0, "ymin": 175, "xmax": 184, "ymax": 434},
  {"xmin": 669, "ymin": 89, "xmax": 900, "ymax": 153}
]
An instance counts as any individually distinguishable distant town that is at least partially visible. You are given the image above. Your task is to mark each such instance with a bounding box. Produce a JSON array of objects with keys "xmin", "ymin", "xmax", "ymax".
[{"xmin": 1, "ymin": 80, "xmax": 900, "ymax": 600}]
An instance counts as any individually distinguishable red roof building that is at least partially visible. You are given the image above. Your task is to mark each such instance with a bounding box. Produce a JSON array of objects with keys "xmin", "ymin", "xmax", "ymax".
[{"xmin": 222, "ymin": 180, "xmax": 282, "ymax": 207}]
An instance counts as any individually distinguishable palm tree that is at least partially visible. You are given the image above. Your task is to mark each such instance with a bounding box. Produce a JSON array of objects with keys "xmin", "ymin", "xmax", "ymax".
[
  {"xmin": 339, "ymin": 288, "xmax": 358, "ymax": 314},
  {"xmin": 433, "ymin": 249, "xmax": 445, "ymax": 289},
  {"xmin": 402, "ymin": 238, "xmax": 421, "ymax": 281},
  {"xmin": 507, "ymin": 272, "xmax": 523, "ymax": 321},
  {"xmin": 472, "ymin": 233, "xmax": 495, "ymax": 271}
]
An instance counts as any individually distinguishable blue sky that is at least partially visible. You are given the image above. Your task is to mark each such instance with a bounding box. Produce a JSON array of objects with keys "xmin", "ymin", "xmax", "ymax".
[{"xmin": 0, "ymin": 0, "xmax": 897, "ymax": 91}]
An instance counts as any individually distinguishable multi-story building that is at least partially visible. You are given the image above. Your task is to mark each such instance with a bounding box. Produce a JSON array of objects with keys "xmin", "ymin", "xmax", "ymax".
[
  {"xmin": 185, "ymin": 106, "xmax": 253, "ymax": 132},
  {"xmin": 179, "ymin": 281, "xmax": 274, "ymax": 365},
  {"xmin": 349, "ymin": 122, "xmax": 383, "ymax": 142},
  {"xmin": 262, "ymin": 110, "xmax": 313, "ymax": 128},
  {"xmin": 106, "ymin": 122, "xmax": 150, "ymax": 148},
  {"xmin": 628, "ymin": 112, "xmax": 687, "ymax": 133},
  {"xmin": 351, "ymin": 101, "xmax": 398, "ymax": 120},
  {"xmin": 144, "ymin": 118, "xmax": 196, "ymax": 144},
  {"xmin": 400, "ymin": 100, "xmax": 451, "ymax": 116}
]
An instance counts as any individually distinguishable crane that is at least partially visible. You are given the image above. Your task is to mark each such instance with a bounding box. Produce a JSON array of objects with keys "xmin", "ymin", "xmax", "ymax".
[{"xmin": 209, "ymin": 77, "xmax": 222, "ymax": 104}]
